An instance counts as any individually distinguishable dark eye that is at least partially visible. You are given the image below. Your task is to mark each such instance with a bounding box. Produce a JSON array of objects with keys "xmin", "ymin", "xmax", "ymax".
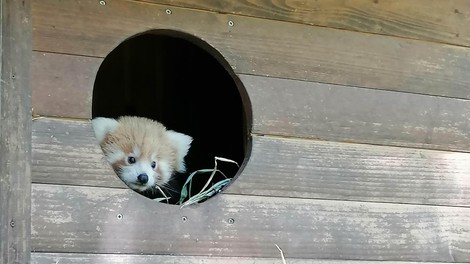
[
  {"xmin": 151, "ymin": 161, "xmax": 156, "ymax": 169},
  {"xmin": 128, "ymin": 156, "xmax": 136, "ymax": 164}
]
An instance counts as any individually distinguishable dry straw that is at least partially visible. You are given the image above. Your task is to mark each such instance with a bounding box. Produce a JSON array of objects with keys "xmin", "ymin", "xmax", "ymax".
[
  {"xmin": 153, "ymin": 156, "xmax": 239, "ymax": 207},
  {"xmin": 178, "ymin": 156, "xmax": 239, "ymax": 208}
]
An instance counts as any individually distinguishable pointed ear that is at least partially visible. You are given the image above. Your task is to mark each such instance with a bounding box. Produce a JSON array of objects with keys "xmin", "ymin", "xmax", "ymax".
[
  {"xmin": 91, "ymin": 117, "xmax": 120, "ymax": 143},
  {"xmin": 167, "ymin": 130, "xmax": 193, "ymax": 172}
]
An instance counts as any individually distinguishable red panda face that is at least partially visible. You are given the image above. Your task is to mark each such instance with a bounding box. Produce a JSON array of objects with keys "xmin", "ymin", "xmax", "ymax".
[
  {"xmin": 107, "ymin": 145, "xmax": 170, "ymax": 192},
  {"xmin": 92, "ymin": 116, "xmax": 192, "ymax": 193}
]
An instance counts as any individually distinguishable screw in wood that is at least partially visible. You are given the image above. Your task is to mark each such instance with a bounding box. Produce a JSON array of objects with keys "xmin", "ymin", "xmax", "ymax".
[
  {"xmin": 10, "ymin": 220, "xmax": 15, "ymax": 228},
  {"xmin": 165, "ymin": 9, "xmax": 172, "ymax": 15},
  {"xmin": 228, "ymin": 20, "xmax": 234, "ymax": 27},
  {"xmin": 99, "ymin": 0, "xmax": 106, "ymax": 6},
  {"xmin": 228, "ymin": 218, "xmax": 235, "ymax": 224},
  {"xmin": 181, "ymin": 216, "xmax": 188, "ymax": 222},
  {"xmin": 116, "ymin": 214, "xmax": 123, "ymax": 220}
]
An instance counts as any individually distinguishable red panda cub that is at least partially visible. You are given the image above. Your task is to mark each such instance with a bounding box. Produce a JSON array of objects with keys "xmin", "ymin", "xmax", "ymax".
[{"xmin": 92, "ymin": 116, "xmax": 192, "ymax": 194}]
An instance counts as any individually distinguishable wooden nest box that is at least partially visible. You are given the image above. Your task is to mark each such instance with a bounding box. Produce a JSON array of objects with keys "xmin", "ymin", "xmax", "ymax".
[{"xmin": 2, "ymin": 0, "xmax": 470, "ymax": 263}]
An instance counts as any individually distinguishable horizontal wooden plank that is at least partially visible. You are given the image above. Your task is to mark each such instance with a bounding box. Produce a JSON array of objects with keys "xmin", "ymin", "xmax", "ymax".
[
  {"xmin": 31, "ymin": 184, "xmax": 470, "ymax": 261},
  {"xmin": 244, "ymin": 75, "xmax": 470, "ymax": 152},
  {"xmin": 31, "ymin": 52, "xmax": 470, "ymax": 151},
  {"xmin": 32, "ymin": 118, "xmax": 125, "ymax": 188},
  {"xmin": 31, "ymin": 252, "xmax": 463, "ymax": 264},
  {"xmin": 138, "ymin": 0, "xmax": 470, "ymax": 48},
  {"xmin": 32, "ymin": 0, "xmax": 470, "ymax": 99},
  {"xmin": 33, "ymin": 118, "xmax": 470, "ymax": 207},
  {"xmin": 32, "ymin": 69, "xmax": 470, "ymax": 151},
  {"xmin": 230, "ymin": 136, "xmax": 470, "ymax": 207},
  {"xmin": 32, "ymin": 52, "xmax": 100, "ymax": 118}
]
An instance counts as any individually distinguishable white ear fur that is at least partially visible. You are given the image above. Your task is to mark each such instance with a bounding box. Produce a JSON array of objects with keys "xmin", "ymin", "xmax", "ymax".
[
  {"xmin": 167, "ymin": 130, "xmax": 193, "ymax": 172},
  {"xmin": 91, "ymin": 117, "xmax": 120, "ymax": 143}
]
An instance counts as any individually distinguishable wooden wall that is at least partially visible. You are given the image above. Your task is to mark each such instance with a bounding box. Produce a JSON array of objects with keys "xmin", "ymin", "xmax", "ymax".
[
  {"xmin": 31, "ymin": 0, "xmax": 470, "ymax": 263},
  {"xmin": 0, "ymin": 1, "xmax": 32, "ymax": 263}
]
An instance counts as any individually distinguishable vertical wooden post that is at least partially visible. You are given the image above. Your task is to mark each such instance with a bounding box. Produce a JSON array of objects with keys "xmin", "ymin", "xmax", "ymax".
[{"xmin": 0, "ymin": 0, "xmax": 32, "ymax": 263}]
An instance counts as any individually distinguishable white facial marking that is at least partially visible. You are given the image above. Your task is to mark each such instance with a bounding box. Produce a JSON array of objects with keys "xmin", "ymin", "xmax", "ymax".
[
  {"xmin": 166, "ymin": 130, "xmax": 192, "ymax": 172},
  {"xmin": 106, "ymin": 150, "xmax": 125, "ymax": 164},
  {"xmin": 118, "ymin": 158, "xmax": 156, "ymax": 192},
  {"xmin": 133, "ymin": 145, "xmax": 141, "ymax": 157},
  {"xmin": 91, "ymin": 117, "xmax": 119, "ymax": 143},
  {"xmin": 157, "ymin": 160, "xmax": 172, "ymax": 185}
]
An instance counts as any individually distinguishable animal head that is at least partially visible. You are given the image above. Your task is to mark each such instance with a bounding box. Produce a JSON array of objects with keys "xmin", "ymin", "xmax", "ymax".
[{"xmin": 92, "ymin": 116, "xmax": 192, "ymax": 192}]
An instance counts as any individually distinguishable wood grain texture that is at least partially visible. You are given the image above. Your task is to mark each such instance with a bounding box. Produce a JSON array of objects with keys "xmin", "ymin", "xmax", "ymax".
[
  {"xmin": 32, "ymin": 0, "xmax": 470, "ymax": 99},
  {"xmin": 243, "ymin": 75, "xmax": 470, "ymax": 152},
  {"xmin": 138, "ymin": 0, "xmax": 470, "ymax": 48},
  {"xmin": 31, "ymin": 184, "xmax": 470, "ymax": 261},
  {"xmin": 32, "ymin": 118, "xmax": 125, "ymax": 188},
  {"xmin": 229, "ymin": 136, "xmax": 470, "ymax": 207},
  {"xmin": 32, "ymin": 118, "xmax": 470, "ymax": 207},
  {"xmin": 32, "ymin": 52, "xmax": 101, "ymax": 118},
  {"xmin": 32, "ymin": 59, "xmax": 470, "ymax": 151},
  {"xmin": 31, "ymin": 252, "xmax": 464, "ymax": 264},
  {"xmin": 0, "ymin": 1, "xmax": 32, "ymax": 264}
]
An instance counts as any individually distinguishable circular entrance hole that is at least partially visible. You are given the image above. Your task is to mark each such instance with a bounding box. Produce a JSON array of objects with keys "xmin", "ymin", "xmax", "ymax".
[{"xmin": 92, "ymin": 30, "xmax": 252, "ymax": 205}]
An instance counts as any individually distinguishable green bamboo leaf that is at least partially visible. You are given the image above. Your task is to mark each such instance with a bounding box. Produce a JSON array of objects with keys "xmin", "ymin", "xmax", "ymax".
[
  {"xmin": 181, "ymin": 178, "xmax": 231, "ymax": 208},
  {"xmin": 178, "ymin": 156, "xmax": 239, "ymax": 206},
  {"xmin": 178, "ymin": 169, "xmax": 214, "ymax": 205}
]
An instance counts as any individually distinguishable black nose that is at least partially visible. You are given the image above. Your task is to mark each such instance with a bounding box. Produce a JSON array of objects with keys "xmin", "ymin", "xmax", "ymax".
[{"xmin": 137, "ymin": 174, "xmax": 148, "ymax": 184}]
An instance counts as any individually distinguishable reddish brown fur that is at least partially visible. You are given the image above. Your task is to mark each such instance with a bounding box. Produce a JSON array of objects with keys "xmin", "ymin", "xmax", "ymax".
[
  {"xmin": 99, "ymin": 117, "xmax": 181, "ymax": 180},
  {"xmin": 94, "ymin": 116, "xmax": 192, "ymax": 191}
]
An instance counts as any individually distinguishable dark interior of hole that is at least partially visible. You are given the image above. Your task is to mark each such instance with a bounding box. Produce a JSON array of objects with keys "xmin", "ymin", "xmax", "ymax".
[{"xmin": 93, "ymin": 32, "xmax": 248, "ymax": 204}]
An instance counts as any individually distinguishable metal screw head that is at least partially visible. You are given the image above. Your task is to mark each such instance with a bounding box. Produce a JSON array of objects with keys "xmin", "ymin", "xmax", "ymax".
[
  {"xmin": 99, "ymin": 0, "xmax": 106, "ymax": 6},
  {"xmin": 228, "ymin": 20, "xmax": 234, "ymax": 27},
  {"xmin": 165, "ymin": 9, "xmax": 172, "ymax": 15},
  {"xmin": 116, "ymin": 214, "xmax": 123, "ymax": 220},
  {"xmin": 181, "ymin": 216, "xmax": 188, "ymax": 222},
  {"xmin": 10, "ymin": 220, "xmax": 15, "ymax": 228},
  {"xmin": 228, "ymin": 218, "xmax": 235, "ymax": 224}
]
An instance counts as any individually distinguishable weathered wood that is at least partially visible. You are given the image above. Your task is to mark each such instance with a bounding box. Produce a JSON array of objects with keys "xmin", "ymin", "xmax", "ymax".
[
  {"xmin": 32, "ymin": 118, "xmax": 125, "ymax": 188},
  {"xmin": 0, "ymin": 1, "xmax": 32, "ymax": 264},
  {"xmin": 32, "ymin": 52, "xmax": 100, "ymax": 118},
  {"xmin": 32, "ymin": 118, "xmax": 470, "ymax": 207},
  {"xmin": 243, "ymin": 75, "xmax": 470, "ymax": 152},
  {"xmin": 32, "ymin": 69, "xmax": 470, "ymax": 151},
  {"xmin": 138, "ymin": 0, "xmax": 470, "ymax": 48},
  {"xmin": 32, "ymin": 0, "xmax": 470, "ymax": 99},
  {"xmin": 230, "ymin": 136, "xmax": 470, "ymax": 207},
  {"xmin": 30, "ymin": 252, "xmax": 464, "ymax": 264},
  {"xmin": 31, "ymin": 184, "xmax": 470, "ymax": 261}
]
